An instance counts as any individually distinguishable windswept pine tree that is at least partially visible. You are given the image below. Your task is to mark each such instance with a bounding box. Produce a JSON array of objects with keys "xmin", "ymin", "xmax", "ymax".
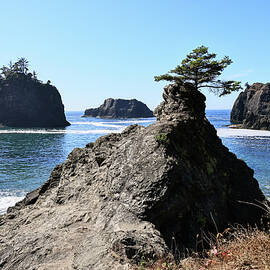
[{"xmin": 155, "ymin": 45, "xmax": 242, "ymax": 96}]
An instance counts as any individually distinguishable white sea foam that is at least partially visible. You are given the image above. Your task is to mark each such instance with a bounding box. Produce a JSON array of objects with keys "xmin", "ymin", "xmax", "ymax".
[
  {"xmin": 70, "ymin": 121, "xmax": 99, "ymax": 125},
  {"xmin": 0, "ymin": 129, "xmax": 123, "ymax": 134},
  {"xmin": 103, "ymin": 119, "xmax": 156, "ymax": 124},
  {"xmin": 72, "ymin": 119, "xmax": 155, "ymax": 125},
  {"xmin": 0, "ymin": 119, "xmax": 153, "ymax": 134},
  {"xmin": 89, "ymin": 122, "xmax": 123, "ymax": 128},
  {"xmin": 217, "ymin": 128, "xmax": 270, "ymax": 138},
  {"xmin": 207, "ymin": 117, "xmax": 230, "ymax": 121},
  {"xmin": 65, "ymin": 129, "xmax": 123, "ymax": 134},
  {"xmin": 75, "ymin": 129, "xmax": 124, "ymax": 134},
  {"xmin": 70, "ymin": 121, "xmax": 95, "ymax": 125},
  {"xmin": 0, "ymin": 194, "xmax": 25, "ymax": 215},
  {"xmin": 0, "ymin": 129, "xmax": 66, "ymax": 134}
]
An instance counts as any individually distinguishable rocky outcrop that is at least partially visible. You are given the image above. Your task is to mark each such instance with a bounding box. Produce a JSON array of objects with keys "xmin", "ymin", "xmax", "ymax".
[
  {"xmin": 83, "ymin": 98, "xmax": 154, "ymax": 118},
  {"xmin": 231, "ymin": 83, "xmax": 270, "ymax": 130},
  {"xmin": 0, "ymin": 77, "xmax": 70, "ymax": 127},
  {"xmin": 0, "ymin": 83, "xmax": 266, "ymax": 270}
]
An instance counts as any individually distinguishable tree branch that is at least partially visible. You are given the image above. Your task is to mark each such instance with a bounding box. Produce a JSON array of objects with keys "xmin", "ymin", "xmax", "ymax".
[{"xmin": 198, "ymin": 85, "xmax": 223, "ymax": 89}]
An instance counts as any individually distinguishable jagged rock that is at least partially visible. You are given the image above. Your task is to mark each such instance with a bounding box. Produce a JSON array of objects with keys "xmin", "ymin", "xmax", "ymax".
[
  {"xmin": 83, "ymin": 98, "xmax": 154, "ymax": 118},
  {"xmin": 0, "ymin": 77, "xmax": 70, "ymax": 127},
  {"xmin": 0, "ymin": 82, "xmax": 265, "ymax": 269},
  {"xmin": 231, "ymin": 83, "xmax": 270, "ymax": 130}
]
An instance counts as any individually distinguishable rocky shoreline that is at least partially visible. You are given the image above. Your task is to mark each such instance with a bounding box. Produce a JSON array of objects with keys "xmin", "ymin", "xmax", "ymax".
[{"xmin": 0, "ymin": 83, "xmax": 266, "ymax": 269}]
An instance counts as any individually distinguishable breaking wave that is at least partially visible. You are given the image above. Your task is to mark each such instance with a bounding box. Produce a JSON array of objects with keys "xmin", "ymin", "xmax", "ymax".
[
  {"xmin": 0, "ymin": 129, "xmax": 123, "ymax": 134},
  {"xmin": 217, "ymin": 128, "xmax": 270, "ymax": 138},
  {"xmin": 0, "ymin": 191, "xmax": 25, "ymax": 215},
  {"xmin": 72, "ymin": 119, "xmax": 155, "ymax": 126}
]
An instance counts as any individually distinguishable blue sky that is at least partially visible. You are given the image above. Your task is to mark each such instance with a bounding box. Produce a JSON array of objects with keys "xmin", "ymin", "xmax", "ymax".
[{"xmin": 0, "ymin": 0, "xmax": 269, "ymax": 111}]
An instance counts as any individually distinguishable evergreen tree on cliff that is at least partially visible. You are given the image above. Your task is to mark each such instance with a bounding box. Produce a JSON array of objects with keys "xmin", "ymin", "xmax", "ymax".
[
  {"xmin": 0, "ymin": 58, "xmax": 70, "ymax": 127},
  {"xmin": 154, "ymin": 45, "xmax": 242, "ymax": 96},
  {"xmin": 1, "ymin": 58, "xmax": 30, "ymax": 80}
]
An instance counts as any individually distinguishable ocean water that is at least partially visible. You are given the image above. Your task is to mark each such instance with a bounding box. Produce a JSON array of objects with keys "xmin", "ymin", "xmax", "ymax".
[{"xmin": 0, "ymin": 110, "xmax": 269, "ymax": 214}]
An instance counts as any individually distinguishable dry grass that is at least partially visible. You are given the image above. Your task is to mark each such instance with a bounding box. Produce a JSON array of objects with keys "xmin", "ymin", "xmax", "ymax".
[{"xmin": 136, "ymin": 225, "xmax": 270, "ymax": 270}]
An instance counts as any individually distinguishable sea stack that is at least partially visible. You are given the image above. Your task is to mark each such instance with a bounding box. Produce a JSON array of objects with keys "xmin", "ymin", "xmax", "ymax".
[
  {"xmin": 231, "ymin": 82, "xmax": 270, "ymax": 130},
  {"xmin": 0, "ymin": 77, "xmax": 70, "ymax": 128},
  {"xmin": 0, "ymin": 82, "xmax": 265, "ymax": 269},
  {"xmin": 83, "ymin": 98, "xmax": 154, "ymax": 118}
]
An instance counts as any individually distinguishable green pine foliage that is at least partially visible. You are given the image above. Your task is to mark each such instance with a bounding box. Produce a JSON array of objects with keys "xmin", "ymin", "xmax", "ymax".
[
  {"xmin": 154, "ymin": 45, "xmax": 242, "ymax": 97},
  {"xmin": 0, "ymin": 58, "xmax": 42, "ymax": 83}
]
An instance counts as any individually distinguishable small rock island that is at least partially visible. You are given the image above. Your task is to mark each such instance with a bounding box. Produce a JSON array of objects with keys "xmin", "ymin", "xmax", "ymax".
[
  {"xmin": 83, "ymin": 98, "xmax": 154, "ymax": 118},
  {"xmin": 231, "ymin": 82, "xmax": 270, "ymax": 130},
  {"xmin": 0, "ymin": 58, "xmax": 70, "ymax": 128}
]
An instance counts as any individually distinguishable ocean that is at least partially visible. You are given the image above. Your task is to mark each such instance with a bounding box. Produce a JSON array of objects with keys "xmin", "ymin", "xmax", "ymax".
[{"xmin": 0, "ymin": 110, "xmax": 270, "ymax": 214}]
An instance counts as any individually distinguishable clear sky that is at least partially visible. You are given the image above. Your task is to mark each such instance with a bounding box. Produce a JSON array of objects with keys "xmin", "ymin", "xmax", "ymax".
[{"xmin": 0, "ymin": 0, "xmax": 269, "ymax": 111}]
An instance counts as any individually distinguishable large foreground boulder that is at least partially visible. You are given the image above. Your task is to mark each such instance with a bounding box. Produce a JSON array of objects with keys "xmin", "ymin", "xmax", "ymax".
[
  {"xmin": 231, "ymin": 83, "xmax": 270, "ymax": 130},
  {"xmin": 83, "ymin": 98, "xmax": 154, "ymax": 118},
  {"xmin": 0, "ymin": 77, "xmax": 70, "ymax": 127},
  {"xmin": 0, "ymin": 83, "xmax": 265, "ymax": 269}
]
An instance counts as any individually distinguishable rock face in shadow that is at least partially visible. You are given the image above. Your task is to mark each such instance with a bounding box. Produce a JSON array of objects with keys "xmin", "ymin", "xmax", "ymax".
[
  {"xmin": 0, "ymin": 83, "xmax": 265, "ymax": 270},
  {"xmin": 0, "ymin": 78, "xmax": 70, "ymax": 127},
  {"xmin": 83, "ymin": 98, "xmax": 154, "ymax": 118},
  {"xmin": 231, "ymin": 83, "xmax": 270, "ymax": 130}
]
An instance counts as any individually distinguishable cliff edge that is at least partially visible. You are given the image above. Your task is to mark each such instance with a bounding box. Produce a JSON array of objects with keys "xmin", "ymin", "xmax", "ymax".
[
  {"xmin": 0, "ymin": 83, "xmax": 265, "ymax": 270},
  {"xmin": 0, "ymin": 76, "xmax": 70, "ymax": 127},
  {"xmin": 231, "ymin": 83, "xmax": 270, "ymax": 130}
]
